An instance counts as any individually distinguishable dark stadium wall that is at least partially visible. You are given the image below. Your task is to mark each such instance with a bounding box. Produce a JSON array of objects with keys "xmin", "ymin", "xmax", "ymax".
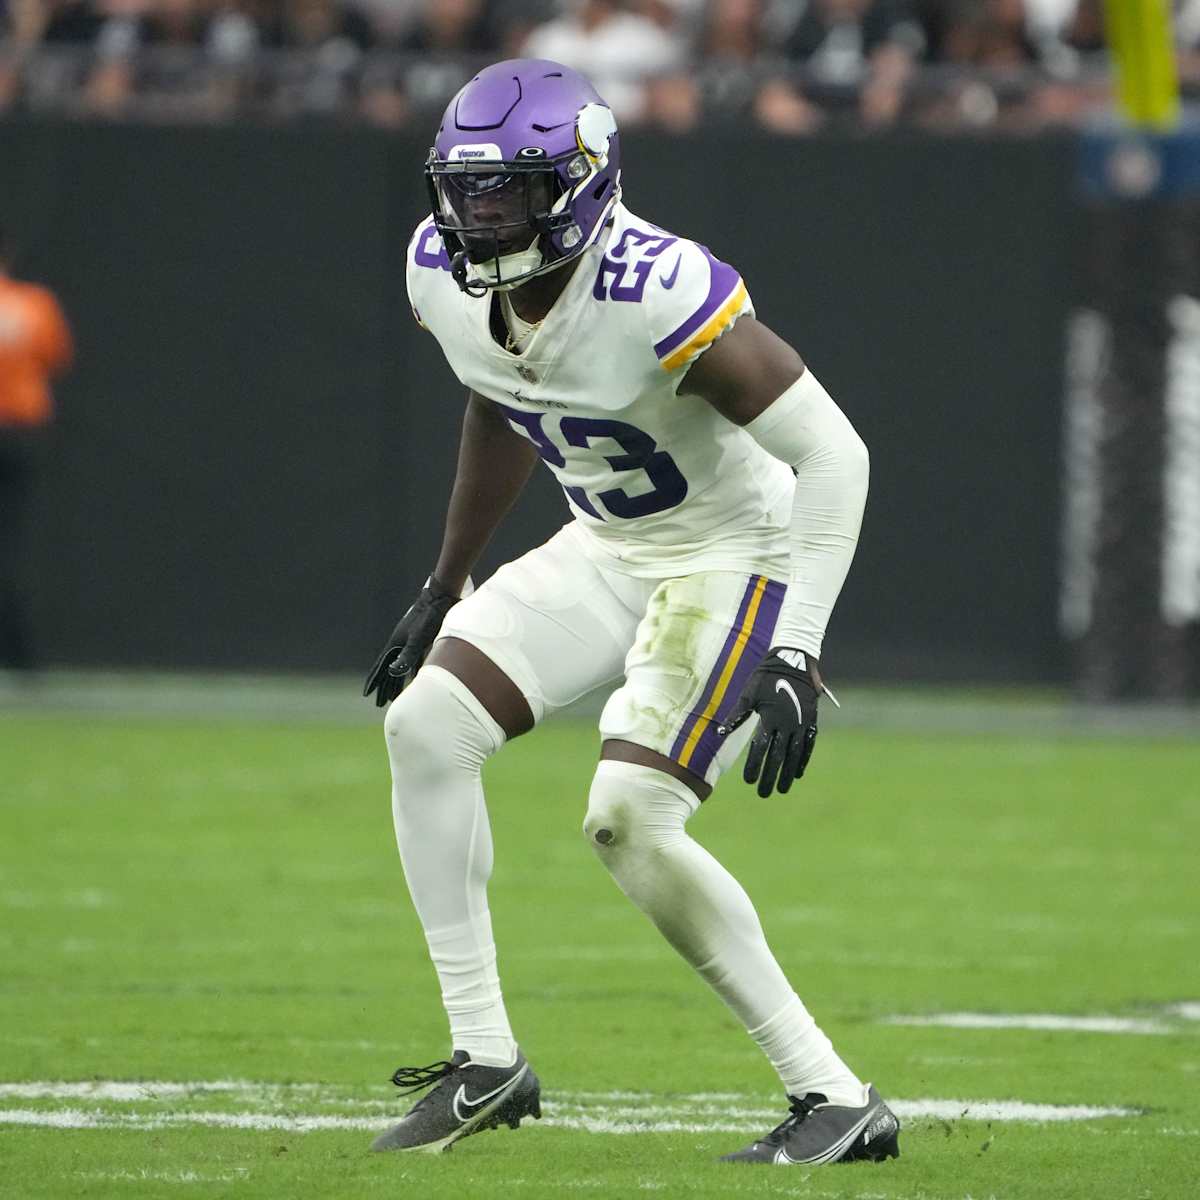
[{"xmin": 0, "ymin": 122, "xmax": 1074, "ymax": 681}]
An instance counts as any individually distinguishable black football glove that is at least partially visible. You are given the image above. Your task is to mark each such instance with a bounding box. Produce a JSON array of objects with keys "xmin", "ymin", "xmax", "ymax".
[
  {"xmin": 717, "ymin": 648, "xmax": 835, "ymax": 797},
  {"xmin": 363, "ymin": 576, "xmax": 461, "ymax": 708}
]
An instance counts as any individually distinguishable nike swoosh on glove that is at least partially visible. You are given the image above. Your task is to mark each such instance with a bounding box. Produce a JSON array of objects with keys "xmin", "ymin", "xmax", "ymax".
[
  {"xmin": 362, "ymin": 576, "xmax": 461, "ymax": 708},
  {"xmin": 718, "ymin": 648, "xmax": 827, "ymax": 797}
]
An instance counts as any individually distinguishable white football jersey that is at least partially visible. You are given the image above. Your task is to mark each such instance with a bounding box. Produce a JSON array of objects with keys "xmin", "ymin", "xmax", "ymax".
[{"xmin": 406, "ymin": 202, "xmax": 794, "ymax": 580}]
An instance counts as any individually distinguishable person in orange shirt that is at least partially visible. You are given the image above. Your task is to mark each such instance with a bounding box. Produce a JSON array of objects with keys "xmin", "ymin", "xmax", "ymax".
[{"xmin": 0, "ymin": 223, "xmax": 73, "ymax": 672}]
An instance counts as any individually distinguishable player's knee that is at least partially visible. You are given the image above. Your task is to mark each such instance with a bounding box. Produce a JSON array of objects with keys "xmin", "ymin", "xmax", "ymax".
[
  {"xmin": 384, "ymin": 666, "xmax": 503, "ymax": 785},
  {"xmin": 382, "ymin": 680, "xmax": 437, "ymax": 772},
  {"xmin": 582, "ymin": 786, "xmax": 630, "ymax": 851},
  {"xmin": 583, "ymin": 760, "xmax": 693, "ymax": 854}
]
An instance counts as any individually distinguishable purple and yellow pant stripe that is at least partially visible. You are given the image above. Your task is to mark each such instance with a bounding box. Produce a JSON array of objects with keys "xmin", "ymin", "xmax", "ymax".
[{"xmin": 668, "ymin": 574, "xmax": 786, "ymax": 780}]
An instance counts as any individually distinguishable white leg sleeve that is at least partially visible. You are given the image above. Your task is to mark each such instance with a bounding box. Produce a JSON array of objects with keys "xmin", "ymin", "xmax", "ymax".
[
  {"xmin": 585, "ymin": 760, "xmax": 863, "ymax": 1104},
  {"xmin": 384, "ymin": 665, "xmax": 517, "ymax": 1067}
]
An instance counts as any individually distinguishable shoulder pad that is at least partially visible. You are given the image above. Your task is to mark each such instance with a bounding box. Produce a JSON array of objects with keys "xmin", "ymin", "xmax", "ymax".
[
  {"xmin": 647, "ymin": 240, "xmax": 749, "ymax": 372},
  {"xmin": 592, "ymin": 220, "xmax": 750, "ymax": 372},
  {"xmin": 406, "ymin": 217, "xmax": 452, "ymax": 330}
]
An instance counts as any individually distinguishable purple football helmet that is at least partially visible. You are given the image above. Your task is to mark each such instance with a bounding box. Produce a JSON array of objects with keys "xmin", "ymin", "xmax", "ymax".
[{"xmin": 426, "ymin": 59, "xmax": 622, "ymax": 295}]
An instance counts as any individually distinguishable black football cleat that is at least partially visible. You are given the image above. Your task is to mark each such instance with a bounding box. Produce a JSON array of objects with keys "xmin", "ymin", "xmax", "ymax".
[
  {"xmin": 370, "ymin": 1049, "xmax": 541, "ymax": 1154},
  {"xmin": 721, "ymin": 1084, "xmax": 900, "ymax": 1165}
]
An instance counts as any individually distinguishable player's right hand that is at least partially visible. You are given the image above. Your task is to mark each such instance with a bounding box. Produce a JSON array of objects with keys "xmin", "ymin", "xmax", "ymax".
[
  {"xmin": 363, "ymin": 576, "xmax": 461, "ymax": 707},
  {"xmin": 717, "ymin": 648, "xmax": 825, "ymax": 797}
]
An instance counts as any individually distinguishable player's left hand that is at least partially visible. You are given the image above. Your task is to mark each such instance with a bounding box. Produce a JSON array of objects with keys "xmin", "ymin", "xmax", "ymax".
[
  {"xmin": 362, "ymin": 576, "xmax": 461, "ymax": 708},
  {"xmin": 718, "ymin": 648, "xmax": 831, "ymax": 797}
]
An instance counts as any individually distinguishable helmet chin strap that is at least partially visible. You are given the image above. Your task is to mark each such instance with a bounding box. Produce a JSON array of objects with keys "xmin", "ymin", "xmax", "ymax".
[
  {"xmin": 485, "ymin": 243, "xmax": 545, "ymax": 293},
  {"xmin": 452, "ymin": 236, "xmax": 543, "ymax": 295}
]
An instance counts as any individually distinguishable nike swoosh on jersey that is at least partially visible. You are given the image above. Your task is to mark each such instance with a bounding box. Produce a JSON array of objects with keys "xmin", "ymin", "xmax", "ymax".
[
  {"xmin": 660, "ymin": 255, "xmax": 682, "ymax": 289},
  {"xmin": 775, "ymin": 679, "xmax": 804, "ymax": 723},
  {"xmin": 451, "ymin": 1067, "xmax": 526, "ymax": 1123}
]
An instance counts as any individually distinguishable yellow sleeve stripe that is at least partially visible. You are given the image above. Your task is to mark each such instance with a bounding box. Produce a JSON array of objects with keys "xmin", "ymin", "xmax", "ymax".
[{"xmin": 659, "ymin": 281, "xmax": 749, "ymax": 372}]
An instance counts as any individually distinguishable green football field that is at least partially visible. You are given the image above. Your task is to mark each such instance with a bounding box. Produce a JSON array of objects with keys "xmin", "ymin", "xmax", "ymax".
[{"xmin": 2, "ymin": 689, "xmax": 1198, "ymax": 1199}]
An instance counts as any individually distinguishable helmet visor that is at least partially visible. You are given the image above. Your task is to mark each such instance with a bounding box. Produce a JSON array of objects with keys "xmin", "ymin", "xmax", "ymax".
[{"xmin": 430, "ymin": 162, "xmax": 557, "ymax": 265}]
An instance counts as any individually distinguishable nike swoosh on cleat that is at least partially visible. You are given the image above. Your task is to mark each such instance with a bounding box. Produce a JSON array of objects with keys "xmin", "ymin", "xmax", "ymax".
[
  {"xmin": 774, "ymin": 1103, "xmax": 881, "ymax": 1166},
  {"xmin": 451, "ymin": 1066, "xmax": 527, "ymax": 1123},
  {"xmin": 660, "ymin": 255, "xmax": 682, "ymax": 289},
  {"xmin": 775, "ymin": 679, "xmax": 803, "ymax": 723}
]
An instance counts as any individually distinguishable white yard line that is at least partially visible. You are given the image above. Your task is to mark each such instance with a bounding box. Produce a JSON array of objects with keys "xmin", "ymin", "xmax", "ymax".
[
  {"xmin": 882, "ymin": 1013, "xmax": 1173, "ymax": 1035},
  {"xmin": 0, "ymin": 1106, "xmax": 1139, "ymax": 1134},
  {"xmin": 75, "ymin": 1170, "xmax": 248, "ymax": 1185},
  {"xmin": 891, "ymin": 1099, "xmax": 1136, "ymax": 1121},
  {"xmin": 0, "ymin": 1081, "xmax": 1141, "ymax": 1135},
  {"xmin": 1, "ymin": 888, "xmax": 114, "ymax": 910},
  {"xmin": 0, "ymin": 1081, "xmax": 253, "ymax": 1101},
  {"xmin": 0, "ymin": 1109, "xmax": 383, "ymax": 1132}
]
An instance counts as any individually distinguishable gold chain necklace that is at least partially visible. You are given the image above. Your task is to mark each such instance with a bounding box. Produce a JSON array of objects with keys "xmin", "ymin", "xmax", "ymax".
[{"xmin": 502, "ymin": 293, "xmax": 542, "ymax": 354}]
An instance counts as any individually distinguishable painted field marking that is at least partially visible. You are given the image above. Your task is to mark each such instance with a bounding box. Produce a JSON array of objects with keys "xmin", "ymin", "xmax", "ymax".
[
  {"xmin": 76, "ymin": 1169, "xmax": 248, "ymax": 1185},
  {"xmin": 0, "ymin": 1080, "xmax": 1141, "ymax": 1135},
  {"xmin": 0, "ymin": 1109, "xmax": 383, "ymax": 1132},
  {"xmin": 882, "ymin": 1013, "xmax": 1173, "ymax": 1035}
]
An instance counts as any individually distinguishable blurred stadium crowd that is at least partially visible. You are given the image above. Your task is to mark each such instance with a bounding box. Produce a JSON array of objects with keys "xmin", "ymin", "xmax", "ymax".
[{"xmin": 0, "ymin": 0, "xmax": 1196, "ymax": 131}]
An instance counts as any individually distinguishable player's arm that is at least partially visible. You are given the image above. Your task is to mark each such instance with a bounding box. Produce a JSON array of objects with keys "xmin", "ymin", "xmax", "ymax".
[
  {"xmin": 681, "ymin": 315, "xmax": 870, "ymax": 794},
  {"xmin": 363, "ymin": 390, "xmax": 538, "ymax": 707},
  {"xmin": 432, "ymin": 390, "xmax": 540, "ymax": 593}
]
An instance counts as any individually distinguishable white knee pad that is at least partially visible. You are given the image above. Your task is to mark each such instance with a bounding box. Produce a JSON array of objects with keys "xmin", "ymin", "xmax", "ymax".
[
  {"xmin": 384, "ymin": 665, "xmax": 505, "ymax": 799},
  {"xmin": 583, "ymin": 759, "xmax": 699, "ymax": 854}
]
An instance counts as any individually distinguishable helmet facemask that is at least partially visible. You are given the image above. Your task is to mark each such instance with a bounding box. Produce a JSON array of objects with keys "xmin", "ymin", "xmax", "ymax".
[
  {"xmin": 427, "ymin": 154, "xmax": 572, "ymax": 295},
  {"xmin": 426, "ymin": 144, "xmax": 615, "ymax": 296}
]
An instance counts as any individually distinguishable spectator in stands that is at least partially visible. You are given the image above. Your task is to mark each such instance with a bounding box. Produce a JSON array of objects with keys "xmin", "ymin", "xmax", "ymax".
[
  {"xmin": 345, "ymin": 0, "xmax": 422, "ymax": 45},
  {"xmin": 1062, "ymin": 0, "xmax": 1104, "ymax": 56},
  {"xmin": 77, "ymin": 0, "xmax": 265, "ymax": 119},
  {"xmin": 1033, "ymin": 0, "xmax": 1111, "ymax": 126},
  {"xmin": 922, "ymin": 0, "xmax": 1047, "ymax": 127},
  {"xmin": 486, "ymin": 0, "xmax": 557, "ymax": 56},
  {"xmin": 0, "ymin": 0, "xmax": 52, "ymax": 111},
  {"xmin": 260, "ymin": 0, "xmax": 376, "ymax": 116},
  {"xmin": 770, "ymin": 0, "xmax": 926, "ymax": 129},
  {"xmin": 0, "ymin": 0, "xmax": 107, "ymax": 113},
  {"xmin": 521, "ymin": 0, "xmax": 685, "ymax": 122},
  {"xmin": 0, "ymin": 222, "xmax": 73, "ymax": 673},
  {"xmin": 642, "ymin": 0, "xmax": 785, "ymax": 134},
  {"xmin": 41, "ymin": 0, "xmax": 106, "ymax": 46},
  {"xmin": 362, "ymin": 0, "xmax": 496, "ymax": 127},
  {"xmin": 1181, "ymin": 0, "xmax": 1200, "ymax": 81},
  {"xmin": 942, "ymin": 0, "xmax": 1039, "ymax": 66},
  {"xmin": 399, "ymin": 0, "xmax": 493, "ymax": 52},
  {"xmin": 267, "ymin": 0, "xmax": 373, "ymax": 51},
  {"xmin": 0, "ymin": 0, "xmax": 1142, "ymax": 130}
]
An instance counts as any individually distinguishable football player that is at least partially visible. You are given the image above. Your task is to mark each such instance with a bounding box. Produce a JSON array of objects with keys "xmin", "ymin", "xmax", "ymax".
[{"xmin": 364, "ymin": 58, "xmax": 899, "ymax": 1166}]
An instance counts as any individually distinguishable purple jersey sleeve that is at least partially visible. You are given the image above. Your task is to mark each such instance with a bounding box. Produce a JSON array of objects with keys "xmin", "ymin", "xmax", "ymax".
[{"xmin": 644, "ymin": 239, "xmax": 752, "ymax": 372}]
